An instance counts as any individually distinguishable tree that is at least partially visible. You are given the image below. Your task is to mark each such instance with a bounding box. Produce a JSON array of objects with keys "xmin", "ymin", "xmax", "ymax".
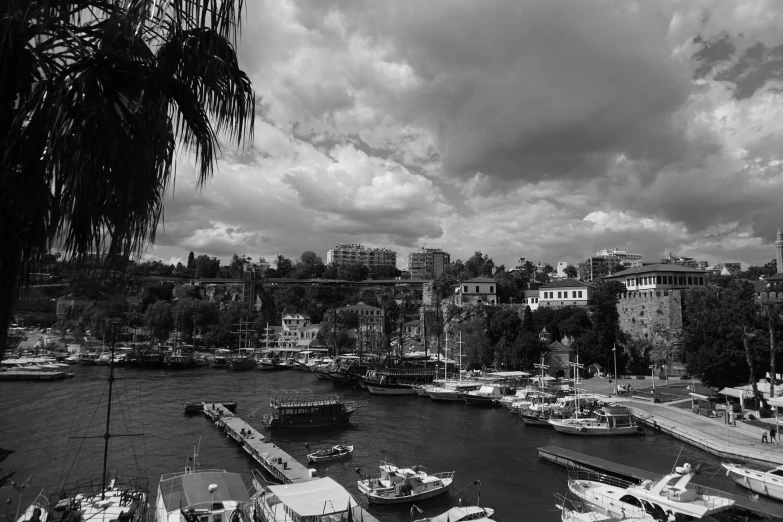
[
  {"xmin": 564, "ymin": 265, "xmax": 578, "ymax": 279},
  {"xmin": 369, "ymin": 265, "xmax": 401, "ymax": 280},
  {"xmin": 274, "ymin": 256, "xmax": 294, "ymax": 278},
  {"xmin": 338, "ymin": 263, "xmax": 369, "ymax": 282},
  {"xmin": 187, "ymin": 252, "xmax": 196, "ymax": 269},
  {"xmin": 291, "ymin": 251, "xmax": 325, "ymax": 279},
  {"xmin": 194, "ymin": 255, "xmax": 220, "ymax": 278},
  {"xmin": 0, "ymin": 0, "xmax": 255, "ymax": 358},
  {"xmin": 145, "ymin": 301, "xmax": 174, "ymax": 341},
  {"xmin": 464, "ymin": 251, "xmax": 495, "ymax": 278}
]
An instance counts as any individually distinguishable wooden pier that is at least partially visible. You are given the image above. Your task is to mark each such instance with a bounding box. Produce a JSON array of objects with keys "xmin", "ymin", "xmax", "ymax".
[
  {"xmin": 538, "ymin": 445, "xmax": 781, "ymax": 519},
  {"xmin": 203, "ymin": 403, "xmax": 316, "ymax": 484}
]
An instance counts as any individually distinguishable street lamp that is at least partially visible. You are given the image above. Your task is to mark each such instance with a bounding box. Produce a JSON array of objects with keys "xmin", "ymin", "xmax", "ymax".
[
  {"xmin": 649, "ymin": 364, "xmax": 656, "ymax": 393},
  {"xmin": 612, "ymin": 344, "xmax": 618, "ymax": 395}
]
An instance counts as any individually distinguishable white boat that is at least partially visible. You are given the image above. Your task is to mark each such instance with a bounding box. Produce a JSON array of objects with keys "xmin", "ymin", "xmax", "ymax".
[
  {"xmin": 155, "ymin": 460, "xmax": 252, "ymax": 522},
  {"xmin": 306, "ymin": 443, "xmax": 354, "ymax": 463},
  {"xmin": 414, "ymin": 506, "xmax": 496, "ymax": 522},
  {"xmin": 722, "ymin": 461, "xmax": 783, "ymax": 501},
  {"xmin": 569, "ymin": 463, "xmax": 735, "ymax": 520},
  {"xmin": 357, "ymin": 463, "xmax": 454, "ymax": 505},
  {"xmin": 252, "ymin": 474, "xmax": 379, "ymax": 522},
  {"xmin": 428, "ymin": 381, "xmax": 481, "ymax": 401},
  {"xmin": 16, "ymin": 491, "xmax": 49, "ymax": 522},
  {"xmin": 549, "ymin": 406, "xmax": 640, "ymax": 436}
]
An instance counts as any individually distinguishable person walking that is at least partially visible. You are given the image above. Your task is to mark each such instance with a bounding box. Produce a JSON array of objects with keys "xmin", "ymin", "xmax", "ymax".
[
  {"xmin": 762, "ymin": 430, "xmax": 769, "ymax": 443},
  {"xmin": 771, "ymin": 425, "xmax": 777, "ymax": 443}
]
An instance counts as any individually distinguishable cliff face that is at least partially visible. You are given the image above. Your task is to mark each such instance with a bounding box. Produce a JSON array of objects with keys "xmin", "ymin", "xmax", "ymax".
[{"xmin": 617, "ymin": 289, "xmax": 683, "ymax": 344}]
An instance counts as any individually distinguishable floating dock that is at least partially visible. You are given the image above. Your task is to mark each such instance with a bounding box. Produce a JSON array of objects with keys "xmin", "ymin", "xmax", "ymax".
[
  {"xmin": 538, "ymin": 445, "xmax": 779, "ymax": 520},
  {"xmin": 203, "ymin": 403, "xmax": 316, "ymax": 484}
]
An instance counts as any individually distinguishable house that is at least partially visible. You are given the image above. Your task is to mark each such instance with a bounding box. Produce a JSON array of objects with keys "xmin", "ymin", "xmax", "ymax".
[
  {"xmin": 455, "ymin": 277, "xmax": 497, "ymax": 306},
  {"xmin": 538, "ymin": 279, "xmax": 593, "ymax": 308},
  {"xmin": 296, "ymin": 324, "xmax": 322, "ymax": 348},
  {"xmin": 282, "ymin": 313, "xmax": 311, "ymax": 331},
  {"xmin": 339, "ymin": 302, "xmax": 385, "ymax": 351},
  {"xmin": 525, "ymin": 290, "xmax": 540, "ymax": 311},
  {"xmin": 601, "ymin": 263, "xmax": 707, "ymax": 292}
]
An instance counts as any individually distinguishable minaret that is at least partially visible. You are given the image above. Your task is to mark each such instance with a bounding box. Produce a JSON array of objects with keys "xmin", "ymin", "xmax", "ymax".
[{"xmin": 777, "ymin": 228, "xmax": 783, "ymax": 274}]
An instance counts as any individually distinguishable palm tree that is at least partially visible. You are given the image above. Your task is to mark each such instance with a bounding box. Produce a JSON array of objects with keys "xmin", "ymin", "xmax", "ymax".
[{"xmin": 0, "ymin": 0, "xmax": 255, "ymax": 358}]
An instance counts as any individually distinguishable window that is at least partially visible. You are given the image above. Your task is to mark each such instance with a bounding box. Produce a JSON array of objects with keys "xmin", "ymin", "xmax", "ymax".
[
  {"xmin": 463, "ymin": 286, "xmax": 468, "ymax": 293},
  {"xmin": 656, "ymin": 276, "xmax": 661, "ymax": 284},
  {"xmin": 558, "ymin": 291, "xmax": 562, "ymax": 298},
  {"xmin": 578, "ymin": 291, "xmax": 583, "ymax": 298},
  {"xmin": 668, "ymin": 276, "xmax": 673, "ymax": 284},
  {"xmin": 688, "ymin": 276, "xmax": 692, "ymax": 285},
  {"xmin": 476, "ymin": 286, "xmax": 480, "ymax": 293},
  {"xmin": 699, "ymin": 277, "xmax": 704, "ymax": 285},
  {"xmin": 680, "ymin": 276, "xmax": 685, "ymax": 285},
  {"xmin": 489, "ymin": 286, "xmax": 494, "ymax": 293}
]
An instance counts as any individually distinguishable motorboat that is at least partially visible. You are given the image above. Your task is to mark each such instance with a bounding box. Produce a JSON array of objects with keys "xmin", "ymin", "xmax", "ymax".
[
  {"xmin": 549, "ymin": 406, "xmax": 640, "ymax": 435},
  {"xmin": 357, "ymin": 463, "xmax": 454, "ymax": 505},
  {"xmin": 461, "ymin": 385, "xmax": 515, "ymax": 406},
  {"xmin": 0, "ymin": 359, "xmax": 70, "ymax": 381},
  {"xmin": 569, "ymin": 463, "xmax": 735, "ymax": 520},
  {"xmin": 262, "ymin": 394, "xmax": 369, "ymax": 429},
  {"xmin": 256, "ymin": 352, "xmax": 287, "ymax": 371},
  {"xmin": 722, "ymin": 461, "xmax": 783, "ymax": 501},
  {"xmin": 156, "ymin": 454, "xmax": 252, "ymax": 522},
  {"xmin": 428, "ymin": 381, "xmax": 481, "ymax": 401},
  {"xmin": 305, "ymin": 443, "xmax": 354, "ymax": 463},
  {"xmin": 413, "ymin": 506, "xmax": 496, "ymax": 522},
  {"xmin": 79, "ymin": 352, "xmax": 99, "ymax": 365},
  {"xmin": 253, "ymin": 474, "xmax": 379, "ymax": 522},
  {"xmin": 209, "ymin": 349, "xmax": 230, "ymax": 368}
]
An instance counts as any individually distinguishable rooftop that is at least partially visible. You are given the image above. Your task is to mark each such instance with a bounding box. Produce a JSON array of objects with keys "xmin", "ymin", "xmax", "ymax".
[
  {"xmin": 461, "ymin": 276, "xmax": 496, "ymax": 283},
  {"xmin": 603, "ymin": 263, "xmax": 707, "ymax": 279},
  {"xmin": 540, "ymin": 278, "xmax": 593, "ymax": 289}
]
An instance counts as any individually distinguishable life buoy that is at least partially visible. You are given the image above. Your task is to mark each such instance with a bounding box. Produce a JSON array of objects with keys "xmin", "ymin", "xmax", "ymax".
[{"xmin": 580, "ymin": 427, "xmax": 587, "ymax": 433}]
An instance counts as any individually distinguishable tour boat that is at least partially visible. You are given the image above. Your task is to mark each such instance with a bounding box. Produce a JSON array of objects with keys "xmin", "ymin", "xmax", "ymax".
[
  {"xmin": 461, "ymin": 385, "xmax": 515, "ymax": 406},
  {"xmin": 549, "ymin": 406, "xmax": 640, "ymax": 435},
  {"xmin": 428, "ymin": 381, "xmax": 481, "ymax": 401},
  {"xmin": 209, "ymin": 349, "xmax": 230, "ymax": 368},
  {"xmin": 305, "ymin": 443, "xmax": 354, "ymax": 463},
  {"xmin": 363, "ymin": 369, "xmax": 431, "ymax": 396},
  {"xmin": 165, "ymin": 346, "xmax": 196, "ymax": 369},
  {"xmin": 357, "ymin": 463, "xmax": 455, "ymax": 505},
  {"xmin": 413, "ymin": 506, "xmax": 496, "ymax": 522},
  {"xmin": 252, "ymin": 474, "xmax": 379, "ymax": 522},
  {"xmin": 227, "ymin": 350, "xmax": 255, "ymax": 371},
  {"xmin": 722, "ymin": 461, "xmax": 783, "ymax": 501},
  {"xmin": 156, "ymin": 449, "xmax": 252, "ymax": 522},
  {"xmin": 261, "ymin": 393, "xmax": 369, "ymax": 429},
  {"xmin": 569, "ymin": 463, "xmax": 735, "ymax": 520}
]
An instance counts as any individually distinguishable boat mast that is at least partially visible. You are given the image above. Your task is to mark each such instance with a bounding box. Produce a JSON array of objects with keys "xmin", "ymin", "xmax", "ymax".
[
  {"xmin": 458, "ymin": 331, "xmax": 463, "ymax": 385},
  {"xmin": 101, "ymin": 321, "xmax": 118, "ymax": 499},
  {"xmin": 570, "ymin": 354, "xmax": 584, "ymax": 418}
]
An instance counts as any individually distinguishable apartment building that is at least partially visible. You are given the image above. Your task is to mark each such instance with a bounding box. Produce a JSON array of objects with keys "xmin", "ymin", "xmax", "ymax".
[
  {"xmin": 326, "ymin": 244, "xmax": 397, "ymax": 268},
  {"xmin": 596, "ymin": 248, "xmax": 643, "ymax": 268},
  {"xmin": 578, "ymin": 255, "xmax": 624, "ymax": 282},
  {"xmin": 407, "ymin": 247, "xmax": 450, "ymax": 279}
]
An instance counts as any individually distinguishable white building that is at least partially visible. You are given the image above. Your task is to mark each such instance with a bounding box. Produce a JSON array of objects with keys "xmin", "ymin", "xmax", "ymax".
[
  {"xmin": 326, "ymin": 244, "xmax": 397, "ymax": 269},
  {"xmin": 602, "ymin": 263, "xmax": 707, "ymax": 291},
  {"xmin": 407, "ymin": 247, "xmax": 450, "ymax": 279},
  {"xmin": 455, "ymin": 277, "xmax": 497, "ymax": 306},
  {"xmin": 538, "ymin": 279, "xmax": 594, "ymax": 308},
  {"xmin": 525, "ymin": 289, "xmax": 540, "ymax": 311},
  {"xmin": 597, "ymin": 248, "xmax": 643, "ymax": 268}
]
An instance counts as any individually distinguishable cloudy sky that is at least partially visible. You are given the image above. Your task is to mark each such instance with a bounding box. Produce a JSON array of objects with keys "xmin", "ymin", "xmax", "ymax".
[{"xmin": 148, "ymin": 0, "xmax": 783, "ymax": 271}]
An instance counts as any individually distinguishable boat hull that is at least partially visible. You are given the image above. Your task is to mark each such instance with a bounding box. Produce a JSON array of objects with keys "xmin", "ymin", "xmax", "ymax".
[
  {"xmin": 0, "ymin": 370, "xmax": 67, "ymax": 381},
  {"xmin": 461, "ymin": 395, "xmax": 501, "ymax": 406},
  {"xmin": 549, "ymin": 422, "xmax": 640, "ymax": 436},
  {"xmin": 227, "ymin": 360, "xmax": 256, "ymax": 371},
  {"xmin": 520, "ymin": 414, "xmax": 552, "ymax": 426},
  {"xmin": 359, "ymin": 479, "xmax": 452, "ymax": 505},
  {"xmin": 365, "ymin": 383, "xmax": 416, "ymax": 395},
  {"xmin": 307, "ymin": 445, "xmax": 354, "ymax": 463},
  {"xmin": 264, "ymin": 411, "xmax": 355, "ymax": 429},
  {"xmin": 725, "ymin": 465, "xmax": 783, "ymax": 501},
  {"xmin": 428, "ymin": 391, "xmax": 462, "ymax": 401}
]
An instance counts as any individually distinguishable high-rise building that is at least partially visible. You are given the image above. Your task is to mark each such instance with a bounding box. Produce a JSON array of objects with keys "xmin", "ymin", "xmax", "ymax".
[
  {"xmin": 407, "ymin": 247, "xmax": 450, "ymax": 279},
  {"xmin": 597, "ymin": 248, "xmax": 643, "ymax": 268},
  {"xmin": 578, "ymin": 255, "xmax": 623, "ymax": 282},
  {"xmin": 326, "ymin": 244, "xmax": 397, "ymax": 268}
]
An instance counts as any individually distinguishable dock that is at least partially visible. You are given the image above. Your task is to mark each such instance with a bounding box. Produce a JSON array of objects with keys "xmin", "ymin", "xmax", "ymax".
[
  {"xmin": 203, "ymin": 403, "xmax": 316, "ymax": 484},
  {"xmin": 538, "ymin": 445, "xmax": 781, "ymax": 519}
]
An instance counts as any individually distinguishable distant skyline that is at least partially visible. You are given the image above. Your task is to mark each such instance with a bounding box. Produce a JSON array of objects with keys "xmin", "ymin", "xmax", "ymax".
[{"xmin": 143, "ymin": 1, "xmax": 783, "ymax": 271}]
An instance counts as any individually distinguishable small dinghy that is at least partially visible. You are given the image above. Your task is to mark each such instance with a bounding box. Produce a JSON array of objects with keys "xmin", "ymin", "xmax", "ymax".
[{"xmin": 306, "ymin": 443, "xmax": 354, "ymax": 463}]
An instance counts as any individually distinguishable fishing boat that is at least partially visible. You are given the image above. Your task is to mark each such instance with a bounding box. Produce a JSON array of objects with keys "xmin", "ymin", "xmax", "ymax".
[
  {"xmin": 209, "ymin": 349, "xmax": 230, "ymax": 368},
  {"xmin": 722, "ymin": 461, "xmax": 783, "ymax": 501},
  {"xmin": 45, "ymin": 339, "xmax": 149, "ymax": 522},
  {"xmin": 256, "ymin": 351, "xmax": 286, "ymax": 371},
  {"xmin": 156, "ymin": 446, "xmax": 252, "ymax": 522},
  {"xmin": 357, "ymin": 463, "xmax": 454, "ymax": 505},
  {"xmin": 251, "ymin": 473, "xmax": 379, "ymax": 522},
  {"xmin": 549, "ymin": 405, "xmax": 640, "ymax": 435},
  {"xmin": 305, "ymin": 443, "xmax": 354, "ymax": 462},
  {"xmin": 261, "ymin": 394, "xmax": 369, "ymax": 429},
  {"xmin": 165, "ymin": 345, "xmax": 196, "ymax": 369},
  {"xmin": 413, "ymin": 506, "xmax": 496, "ymax": 522},
  {"xmin": 227, "ymin": 349, "xmax": 255, "ymax": 371},
  {"xmin": 568, "ymin": 463, "xmax": 734, "ymax": 520}
]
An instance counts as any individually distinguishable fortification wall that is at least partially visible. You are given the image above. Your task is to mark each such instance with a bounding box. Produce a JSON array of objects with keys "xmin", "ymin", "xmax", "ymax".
[{"xmin": 616, "ymin": 290, "xmax": 682, "ymax": 344}]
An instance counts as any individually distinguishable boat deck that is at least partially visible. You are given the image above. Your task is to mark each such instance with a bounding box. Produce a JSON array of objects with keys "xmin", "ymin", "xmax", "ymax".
[
  {"xmin": 203, "ymin": 403, "xmax": 315, "ymax": 484},
  {"xmin": 538, "ymin": 445, "xmax": 781, "ymax": 519}
]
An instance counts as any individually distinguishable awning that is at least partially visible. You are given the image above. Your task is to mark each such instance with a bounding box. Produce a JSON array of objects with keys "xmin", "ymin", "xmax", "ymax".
[
  {"xmin": 718, "ymin": 387, "xmax": 753, "ymax": 399},
  {"xmin": 268, "ymin": 477, "xmax": 354, "ymax": 517},
  {"xmin": 769, "ymin": 396, "xmax": 783, "ymax": 408}
]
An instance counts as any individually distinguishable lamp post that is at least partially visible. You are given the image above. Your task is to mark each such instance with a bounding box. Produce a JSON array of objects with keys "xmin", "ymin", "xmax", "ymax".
[
  {"xmin": 650, "ymin": 364, "xmax": 656, "ymax": 393},
  {"xmin": 612, "ymin": 344, "xmax": 618, "ymax": 395}
]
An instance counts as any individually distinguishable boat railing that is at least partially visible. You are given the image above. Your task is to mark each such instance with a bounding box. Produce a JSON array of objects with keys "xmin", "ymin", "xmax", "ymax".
[
  {"xmin": 568, "ymin": 479, "xmax": 647, "ymax": 519},
  {"xmin": 269, "ymin": 394, "xmax": 341, "ymax": 408},
  {"xmin": 429, "ymin": 471, "xmax": 456, "ymax": 481},
  {"xmin": 345, "ymin": 399, "xmax": 370, "ymax": 410},
  {"xmin": 568, "ymin": 469, "xmax": 635, "ymax": 490},
  {"xmin": 52, "ymin": 475, "xmax": 149, "ymax": 503},
  {"xmin": 159, "ymin": 469, "xmax": 226, "ymax": 481}
]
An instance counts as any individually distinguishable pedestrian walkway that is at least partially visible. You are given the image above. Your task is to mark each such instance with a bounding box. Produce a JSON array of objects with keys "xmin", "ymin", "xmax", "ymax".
[{"xmin": 628, "ymin": 400, "xmax": 783, "ymax": 465}]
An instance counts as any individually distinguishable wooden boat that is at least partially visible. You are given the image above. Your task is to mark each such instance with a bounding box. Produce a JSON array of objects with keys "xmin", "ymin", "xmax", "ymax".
[
  {"xmin": 262, "ymin": 394, "xmax": 369, "ymax": 429},
  {"xmin": 227, "ymin": 350, "xmax": 255, "ymax": 371},
  {"xmin": 722, "ymin": 462, "xmax": 783, "ymax": 501},
  {"xmin": 357, "ymin": 463, "xmax": 454, "ymax": 505},
  {"xmin": 306, "ymin": 443, "xmax": 354, "ymax": 462},
  {"xmin": 549, "ymin": 406, "xmax": 640, "ymax": 436}
]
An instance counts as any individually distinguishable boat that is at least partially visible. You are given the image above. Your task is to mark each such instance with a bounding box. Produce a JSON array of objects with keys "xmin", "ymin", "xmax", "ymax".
[
  {"xmin": 227, "ymin": 349, "xmax": 255, "ymax": 371},
  {"xmin": 548, "ymin": 405, "xmax": 640, "ymax": 435},
  {"xmin": 252, "ymin": 473, "xmax": 379, "ymax": 522},
  {"xmin": 722, "ymin": 461, "xmax": 783, "ymax": 501},
  {"xmin": 428, "ymin": 381, "xmax": 481, "ymax": 401},
  {"xmin": 156, "ymin": 448, "xmax": 253, "ymax": 522},
  {"xmin": 413, "ymin": 506, "xmax": 496, "ymax": 522},
  {"xmin": 165, "ymin": 345, "xmax": 196, "ymax": 369},
  {"xmin": 139, "ymin": 349, "xmax": 166, "ymax": 368},
  {"xmin": 79, "ymin": 352, "xmax": 99, "ymax": 365},
  {"xmin": 209, "ymin": 349, "xmax": 230, "ymax": 368},
  {"xmin": 45, "ymin": 340, "xmax": 149, "ymax": 522},
  {"xmin": 363, "ymin": 369, "xmax": 434, "ymax": 396},
  {"xmin": 305, "ymin": 443, "xmax": 354, "ymax": 462},
  {"xmin": 256, "ymin": 351, "xmax": 287, "ymax": 371},
  {"xmin": 356, "ymin": 463, "xmax": 454, "ymax": 505},
  {"xmin": 569, "ymin": 463, "xmax": 735, "ymax": 520},
  {"xmin": 193, "ymin": 354, "xmax": 209, "ymax": 366},
  {"xmin": 16, "ymin": 491, "xmax": 49, "ymax": 522},
  {"xmin": 183, "ymin": 401, "xmax": 238, "ymax": 414},
  {"xmin": 461, "ymin": 385, "xmax": 515, "ymax": 406},
  {"xmin": 0, "ymin": 360, "xmax": 70, "ymax": 381},
  {"xmin": 261, "ymin": 393, "xmax": 369, "ymax": 429}
]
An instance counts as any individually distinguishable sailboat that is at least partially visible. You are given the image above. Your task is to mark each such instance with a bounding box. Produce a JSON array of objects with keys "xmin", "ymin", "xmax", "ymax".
[
  {"xmin": 427, "ymin": 332, "xmax": 480, "ymax": 401},
  {"xmin": 46, "ymin": 328, "xmax": 149, "ymax": 522}
]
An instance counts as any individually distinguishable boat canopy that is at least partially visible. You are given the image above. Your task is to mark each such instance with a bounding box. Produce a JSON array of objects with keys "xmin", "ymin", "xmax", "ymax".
[
  {"xmin": 267, "ymin": 477, "xmax": 354, "ymax": 517},
  {"xmin": 159, "ymin": 471, "xmax": 250, "ymax": 512},
  {"xmin": 718, "ymin": 387, "xmax": 753, "ymax": 399},
  {"xmin": 487, "ymin": 371, "xmax": 530, "ymax": 377}
]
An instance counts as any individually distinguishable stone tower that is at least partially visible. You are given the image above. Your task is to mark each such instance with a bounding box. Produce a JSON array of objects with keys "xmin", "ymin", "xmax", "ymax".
[{"xmin": 777, "ymin": 228, "xmax": 783, "ymax": 274}]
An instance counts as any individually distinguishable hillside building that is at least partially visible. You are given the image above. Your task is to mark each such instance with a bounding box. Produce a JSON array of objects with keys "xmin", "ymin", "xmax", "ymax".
[
  {"xmin": 597, "ymin": 248, "xmax": 643, "ymax": 268},
  {"xmin": 538, "ymin": 279, "xmax": 593, "ymax": 308},
  {"xmin": 454, "ymin": 277, "xmax": 497, "ymax": 306},
  {"xmin": 407, "ymin": 247, "xmax": 450, "ymax": 279},
  {"xmin": 326, "ymin": 244, "xmax": 397, "ymax": 269}
]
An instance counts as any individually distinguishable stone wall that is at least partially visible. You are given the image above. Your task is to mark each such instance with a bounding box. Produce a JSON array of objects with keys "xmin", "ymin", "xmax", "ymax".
[{"xmin": 616, "ymin": 290, "xmax": 683, "ymax": 344}]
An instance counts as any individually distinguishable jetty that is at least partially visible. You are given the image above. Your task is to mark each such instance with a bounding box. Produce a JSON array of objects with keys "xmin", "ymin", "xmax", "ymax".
[
  {"xmin": 203, "ymin": 403, "xmax": 316, "ymax": 484},
  {"xmin": 538, "ymin": 445, "xmax": 781, "ymax": 519}
]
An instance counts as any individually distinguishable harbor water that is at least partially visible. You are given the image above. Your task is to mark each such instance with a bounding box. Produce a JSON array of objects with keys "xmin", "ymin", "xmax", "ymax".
[{"xmin": 1, "ymin": 366, "xmax": 781, "ymax": 521}]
